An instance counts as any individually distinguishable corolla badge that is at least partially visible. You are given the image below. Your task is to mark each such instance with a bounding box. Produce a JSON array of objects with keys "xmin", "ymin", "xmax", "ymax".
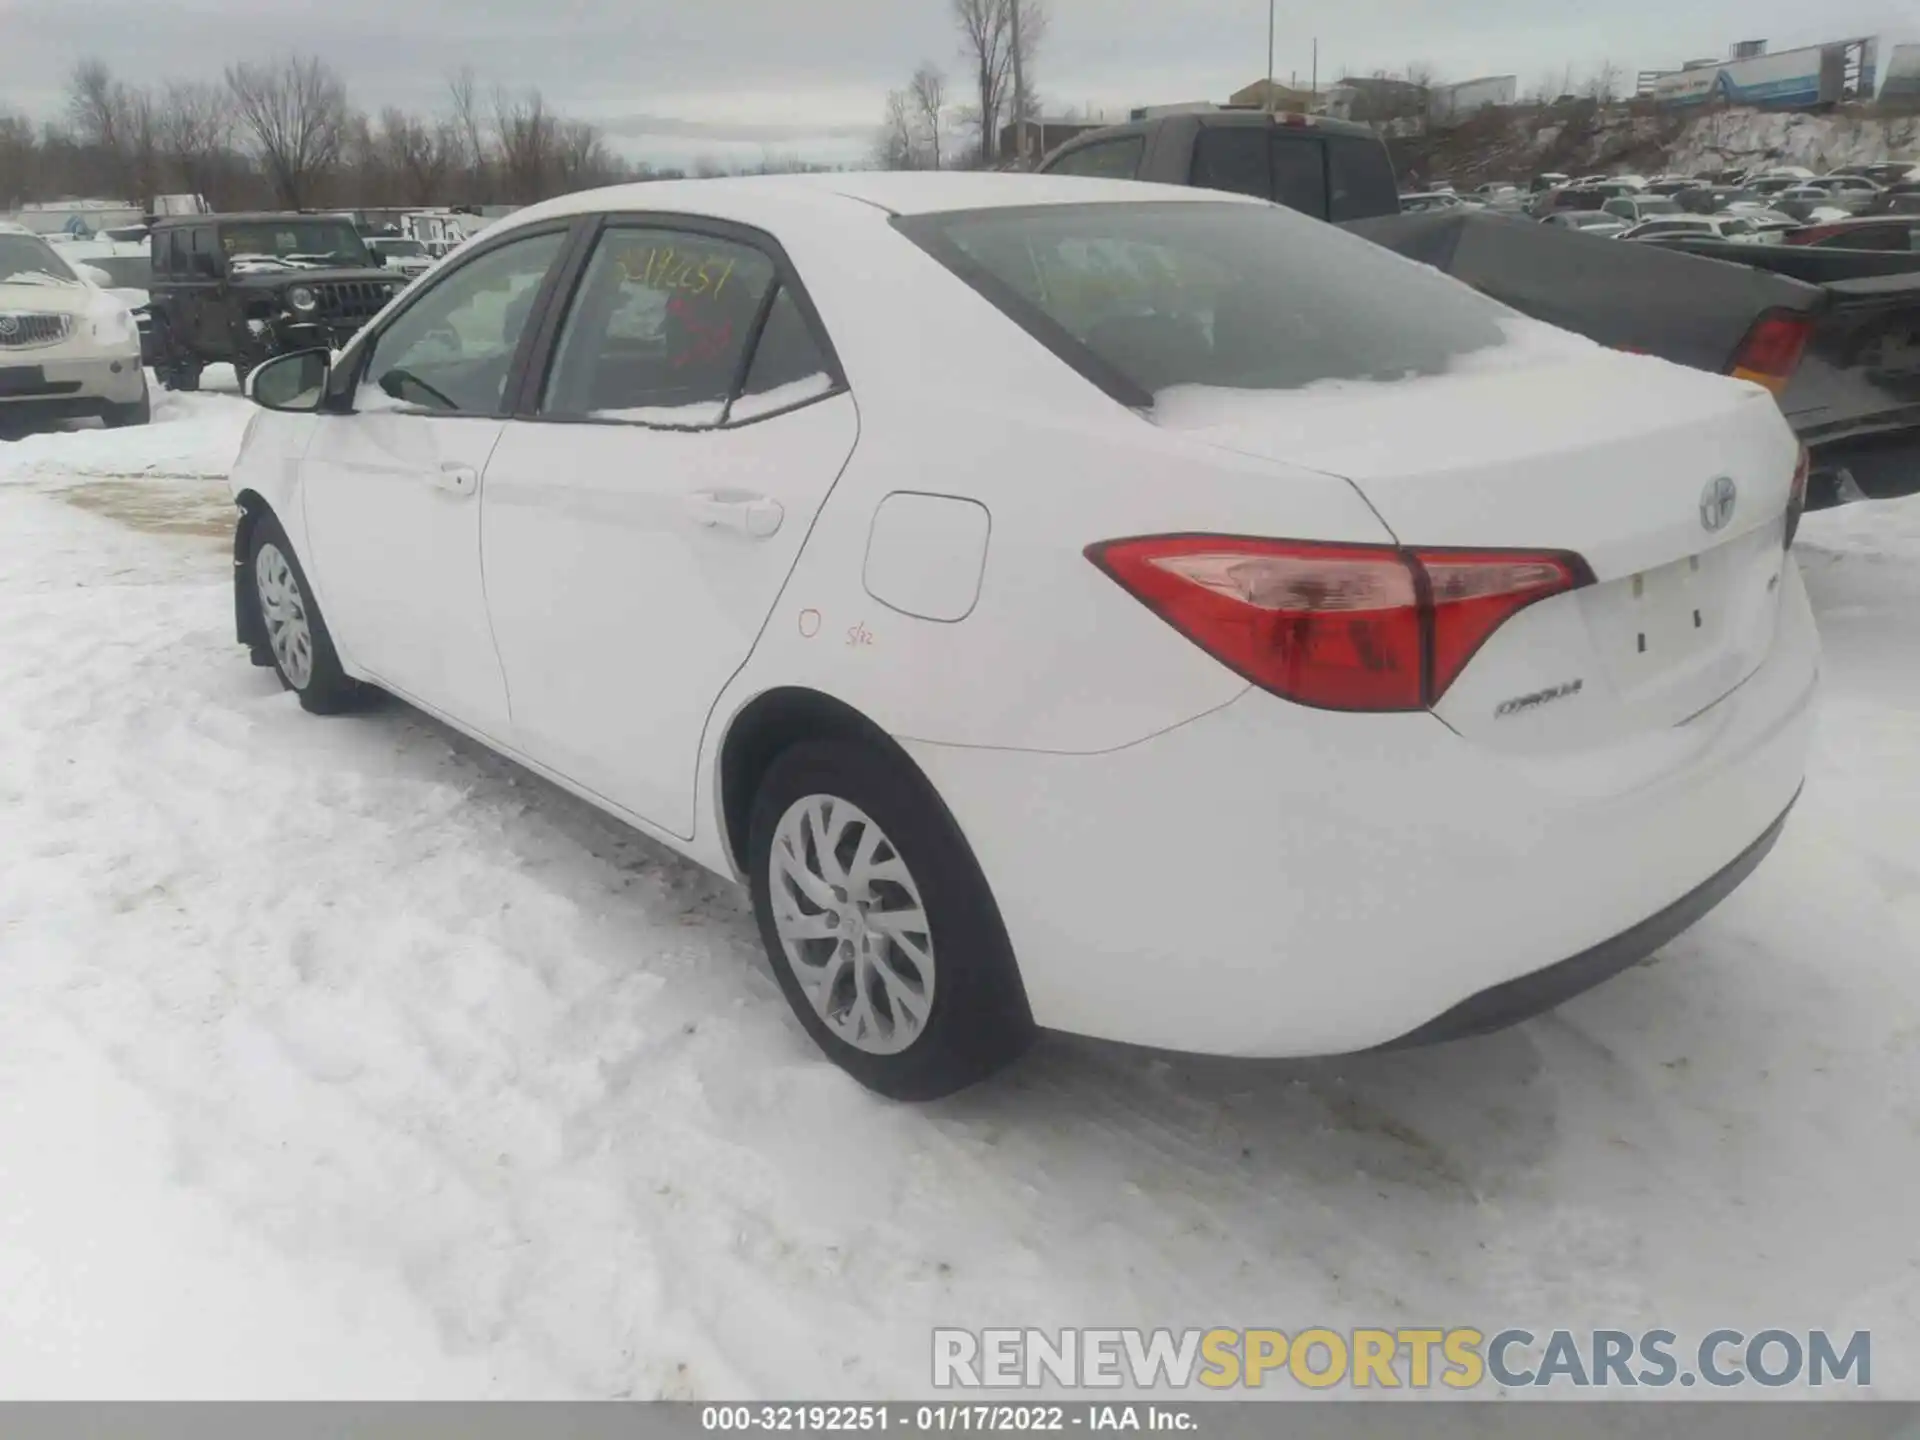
[{"xmin": 1700, "ymin": 475, "xmax": 1738, "ymax": 532}]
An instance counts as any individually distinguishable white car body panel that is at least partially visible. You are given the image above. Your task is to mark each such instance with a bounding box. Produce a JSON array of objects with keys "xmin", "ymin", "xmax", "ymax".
[{"xmin": 227, "ymin": 172, "xmax": 1820, "ymax": 1057}]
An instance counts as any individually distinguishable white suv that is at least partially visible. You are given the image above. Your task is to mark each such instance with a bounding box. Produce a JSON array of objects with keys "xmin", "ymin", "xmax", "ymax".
[{"xmin": 0, "ymin": 224, "xmax": 149, "ymax": 433}]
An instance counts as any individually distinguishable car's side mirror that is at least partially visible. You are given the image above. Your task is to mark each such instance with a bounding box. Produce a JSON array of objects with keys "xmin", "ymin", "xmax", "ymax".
[
  {"xmin": 249, "ymin": 349, "xmax": 331, "ymax": 413},
  {"xmin": 77, "ymin": 263, "xmax": 113, "ymax": 287}
]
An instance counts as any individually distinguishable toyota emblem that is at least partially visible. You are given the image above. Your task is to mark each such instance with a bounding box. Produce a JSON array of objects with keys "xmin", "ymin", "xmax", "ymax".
[
  {"xmin": 1699, "ymin": 475, "xmax": 1738, "ymax": 533},
  {"xmin": 0, "ymin": 316, "xmax": 18, "ymax": 337}
]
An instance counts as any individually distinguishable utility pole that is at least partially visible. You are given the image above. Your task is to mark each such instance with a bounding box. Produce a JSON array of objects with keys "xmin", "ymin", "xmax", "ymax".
[
  {"xmin": 1312, "ymin": 37, "xmax": 1319, "ymax": 99},
  {"xmin": 1010, "ymin": 0, "xmax": 1029, "ymax": 169},
  {"xmin": 1267, "ymin": 0, "xmax": 1276, "ymax": 111}
]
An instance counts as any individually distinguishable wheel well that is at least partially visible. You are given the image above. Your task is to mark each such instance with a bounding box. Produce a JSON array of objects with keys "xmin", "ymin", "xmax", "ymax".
[{"xmin": 718, "ymin": 688, "xmax": 904, "ymax": 874}]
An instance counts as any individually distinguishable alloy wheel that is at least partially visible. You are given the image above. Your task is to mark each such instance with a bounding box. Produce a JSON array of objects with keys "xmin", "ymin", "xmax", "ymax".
[{"xmin": 769, "ymin": 795, "xmax": 936, "ymax": 1056}]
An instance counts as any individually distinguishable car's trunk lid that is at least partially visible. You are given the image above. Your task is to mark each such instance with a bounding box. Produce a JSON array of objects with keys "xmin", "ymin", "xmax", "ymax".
[{"xmin": 1153, "ymin": 352, "xmax": 1800, "ymax": 749}]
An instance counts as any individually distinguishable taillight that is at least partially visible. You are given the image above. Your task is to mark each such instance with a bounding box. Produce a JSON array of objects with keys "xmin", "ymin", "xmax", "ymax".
[
  {"xmin": 1729, "ymin": 312, "xmax": 1812, "ymax": 396},
  {"xmin": 1785, "ymin": 443, "xmax": 1810, "ymax": 549},
  {"xmin": 1086, "ymin": 536, "xmax": 1593, "ymax": 713}
]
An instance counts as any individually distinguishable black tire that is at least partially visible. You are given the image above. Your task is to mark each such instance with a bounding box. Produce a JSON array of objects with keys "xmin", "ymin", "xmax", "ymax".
[
  {"xmin": 101, "ymin": 383, "xmax": 151, "ymax": 429},
  {"xmin": 246, "ymin": 512, "xmax": 364, "ymax": 715},
  {"xmin": 747, "ymin": 738, "xmax": 1034, "ymax": 1100}
]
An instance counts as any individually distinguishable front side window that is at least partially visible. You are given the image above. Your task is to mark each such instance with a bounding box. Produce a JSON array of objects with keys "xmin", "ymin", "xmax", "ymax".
[
  {"xmin": 539, "ymin": 227, "xmax": 777, "ymax": 426},
  {"xmin": 902, "ymin": 200, "xmax": 1510, "ymax": 405},
  {"xmin": 358, "ymin": 228, "xmax": 566, "ymax": 415},
  {"xmin": 1046, "ymin": 138, "xmax": 1144, "ymax": 181}
]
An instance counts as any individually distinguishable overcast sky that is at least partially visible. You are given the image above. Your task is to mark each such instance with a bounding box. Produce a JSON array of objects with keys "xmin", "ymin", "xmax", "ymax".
[{"xmin": 1, "ymin": 0, "xmax": 1912, "ymax": 168}]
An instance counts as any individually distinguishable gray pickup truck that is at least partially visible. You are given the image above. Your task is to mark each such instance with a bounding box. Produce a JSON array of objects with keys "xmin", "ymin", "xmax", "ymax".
[{"xmin": 1037, "ymin": 115, "xmax": 1920, "ymax": 508}]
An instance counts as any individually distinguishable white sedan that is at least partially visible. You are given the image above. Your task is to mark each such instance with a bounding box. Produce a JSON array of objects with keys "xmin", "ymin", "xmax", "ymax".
[{"xmin": 232, "ymin": 173, "xmax": 1819, "ymax": 1099}]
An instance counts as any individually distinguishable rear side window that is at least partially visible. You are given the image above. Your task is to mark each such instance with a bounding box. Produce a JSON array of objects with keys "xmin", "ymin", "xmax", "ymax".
[
  {"xmin": 1326, "ymin": 136, "xmax": 1399, "ymax": 220},
  {"xmin": 899, "ymin": 200, "xmax": 1510, "ymax": 406},
  {"xmin": 1190, "ymin": 127, "xmax": 1269, "ymax": 201},
  {"xmin": 1046, "ymin": 137, "xmax": 1144, "ymax": 180},
  {"xmin": 732, "ymin": 284, "xmax": 836, "ymax": 422},
  {"xmin": 1269, "ymin": 136, "xmax": 1328, "ymax": 218}
]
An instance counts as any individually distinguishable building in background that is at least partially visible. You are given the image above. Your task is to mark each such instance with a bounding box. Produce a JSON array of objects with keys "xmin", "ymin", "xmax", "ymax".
[
  {"xmin": 1881, "ymin": 43, "xmax": 1920, "ymax": 102},
  {"xmin": 1650, "ymin": 38, "xmax": 1879, "ymax": 109},
  {"xmin": 1428, "ymin": 75, "xmax": 1518, "ymax": 123},
  {"xmin": 997, "ymin": 118, "xmax": 1106, "ymax": 168},
  {"xmin": 1227, "ymin": 79, "xmax": 1318, "ymax": 112}
]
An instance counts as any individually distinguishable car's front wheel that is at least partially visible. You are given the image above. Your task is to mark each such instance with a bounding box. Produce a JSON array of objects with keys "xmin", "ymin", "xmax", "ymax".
[
  {"xmin": 747, "ymin": 739, "xmax": 1034, "ymax": 1100},
  {"xmin": 248, "ymin": 514, "xmax": 364, "ymax": 714}
]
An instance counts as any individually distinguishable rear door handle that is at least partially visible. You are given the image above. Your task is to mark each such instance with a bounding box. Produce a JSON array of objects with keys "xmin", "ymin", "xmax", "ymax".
[
  {"xmin": 430, "ymin": 462, "xmax": 478, "ymax": 497},
  {"xmin": 684, "ymin": 489, "xmax": 784, "ymax": 539}
]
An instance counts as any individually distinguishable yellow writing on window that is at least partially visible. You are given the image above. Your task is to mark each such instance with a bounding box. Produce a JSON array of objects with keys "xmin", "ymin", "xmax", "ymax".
[{"xmin": 613, "ymin": 246, "xmax": 740, "ymax": 300}]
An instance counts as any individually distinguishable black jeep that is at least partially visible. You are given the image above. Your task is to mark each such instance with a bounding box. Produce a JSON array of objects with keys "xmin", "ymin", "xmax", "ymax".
[{"xmin": 147, "ymin": 213, "xmax": 406, "ymax": 391}]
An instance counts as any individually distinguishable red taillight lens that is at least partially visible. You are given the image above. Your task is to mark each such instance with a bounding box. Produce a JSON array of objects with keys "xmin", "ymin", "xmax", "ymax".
[
  {"xmin": 1785, "ymin": 443, "xmax": 1810, "ymax": 548},
  {"xmin": 1730, "ymin": 312, "xmax": 1812, "ymax": 396},
  {"xmin": 1087, "ymin": 536, "xmax": 1592, "ymax": 713}
]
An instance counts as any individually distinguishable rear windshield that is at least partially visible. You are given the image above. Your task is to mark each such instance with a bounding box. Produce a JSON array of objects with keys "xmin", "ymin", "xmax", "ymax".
[{"xmin": 896, "ymin": 200, "xmax": 1511, "ymax": 406}]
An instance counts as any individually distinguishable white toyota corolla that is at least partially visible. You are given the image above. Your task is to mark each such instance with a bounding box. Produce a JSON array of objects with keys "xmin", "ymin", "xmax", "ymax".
[{"xmin": 230, "ymin": 173, "xmax": 1818, "ymax": 1099}]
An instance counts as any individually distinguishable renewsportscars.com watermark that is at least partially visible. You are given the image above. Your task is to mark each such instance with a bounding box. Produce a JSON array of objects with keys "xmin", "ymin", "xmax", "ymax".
[{"xmin": 933, "ymin": 1328, "xmax": 1873, "ymax": 1392}]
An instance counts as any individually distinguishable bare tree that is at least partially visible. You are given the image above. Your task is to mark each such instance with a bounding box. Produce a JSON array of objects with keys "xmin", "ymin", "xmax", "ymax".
[
  {"xmin": 156, "ymin": 80, "xmax": 234, "ymax": 199},
  {"xmin": 66, "ymin": 59, "xmax": 139, "ymax": 195},
  {"xmin": 876, "ymin": 88, "xmax": 920, "ymax": 170},
  {"xmin": 910, "ymin": 63, "xmax": 948, "ymax": 170},
  {"xmin": 225, "ymin": 55, "xmax": 349, "ymax": 208},
  {"xmin": 951, "ymin": 0, "xmax": 1045, "ymax": 167},
  {"xmin": 447, "ymin": 66, "xmax": 489, "ymax": 200},
  {"xmin": 492, "ymin": 84, "xmax": 560, "ymax": 202},
  {"xmin": 374, "ymin": 105, "xmax": 453, "ymax": 205},
  {"xmin": 554, "ymin": 118, "xmax": 618, "ymax": 191},
  {"xmin": 1585, "ymin": 61, "xmax": 1623, "ymax": 104}
]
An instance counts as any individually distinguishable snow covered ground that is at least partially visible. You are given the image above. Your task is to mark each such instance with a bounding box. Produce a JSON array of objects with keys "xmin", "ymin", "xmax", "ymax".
[{"xmin": 1, "ymin": 382, "xmax": 1917, "ymax": 1399}]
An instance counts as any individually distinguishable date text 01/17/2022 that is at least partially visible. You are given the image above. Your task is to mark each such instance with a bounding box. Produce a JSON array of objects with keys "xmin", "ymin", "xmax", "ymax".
[{"xmin": 698, "ymin": 1404, "xmax": 1199, "ymax": 1432}]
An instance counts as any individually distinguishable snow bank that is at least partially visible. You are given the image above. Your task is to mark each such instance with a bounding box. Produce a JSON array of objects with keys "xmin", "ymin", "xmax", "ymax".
[
  {"xmin": 1795, "ymin": 492, "xmax": 1920, "ymax": 563},
  {"xmin": 0, "ymin": 375, "xmax": 250, "ymax": 485}
]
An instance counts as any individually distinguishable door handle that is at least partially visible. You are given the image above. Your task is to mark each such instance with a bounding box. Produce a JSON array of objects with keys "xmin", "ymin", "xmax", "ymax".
[
  {"xmin": 684, "ymin": 489, "xmax": 784, "ymax": 539},
  {"xmin": 429, "ymin": 462, "xmax": 478, "ymax": 497}
]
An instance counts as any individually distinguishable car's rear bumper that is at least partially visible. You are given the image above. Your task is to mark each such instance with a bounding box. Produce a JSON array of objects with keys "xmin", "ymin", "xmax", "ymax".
[{"xmin": 903, "ymin": 562, "xmax": 1819, "ymax": 1057}]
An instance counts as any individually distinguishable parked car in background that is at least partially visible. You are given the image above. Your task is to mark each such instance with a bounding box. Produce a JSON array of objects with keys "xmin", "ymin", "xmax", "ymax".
[
  {"xmin": 1619, "ymin": 215, "xmax": 1766, "ymax": 243},
  {"xmin": 55, "ymin": 238, "xmax": 156, "ymax": 362},
  {"xmin": 1399, "ymin": 191, "xmax": 1466, "ymax": 213},
  {"xmin": 0, "ymin": 223, "xmax": 149, "ymax": 433},
  {"xmin": 365, "ymin": 235, "xmax": 435, "ymax": 280},
  {"xmin": 1647, "ymin": 177, "xmax": 1709, "ymax": 197},
  {"xmin": 147, "ymin": 212, "xmax": 407, "ymax": 392},
  {"xmin": 1677, "ymin": 185, "xmax": 1763, "ymax": 215},
  {"xmin": 1772, "ymin": 188, "xmax": 1854, "ymax": 224},
  {"xmin": 1830, "ymin": 161, "xmax": 1920, "ymax": 187},
  {"xmin": 1782, "ymin": 217, "xmax": 1920, "ymax": 251},
  {"xmin": 1795, "ymin": 176, "xmax": 1885, "ymax": 215},
  {"xmin": 228, "ymin": 172, "xmax": 1818, "ymax": 1099},
  {"xmin": 1865, "ymin": 182, "xmax": 1920, "ymax": 216},
  {"xmin": 1529, "ymin": 171, "xmax": 1570, "ymax": 192},
  {"xmin": 1037, "ymin": 109, "xmax": 1401, "ymax": 222},
  {"xmin": 1542, "ymin": 211, "xmax": 1630, "ymax": 238},
  {"xmin": 1602, "ymin": 195, "xmax": 1685, "ymax": 225}
]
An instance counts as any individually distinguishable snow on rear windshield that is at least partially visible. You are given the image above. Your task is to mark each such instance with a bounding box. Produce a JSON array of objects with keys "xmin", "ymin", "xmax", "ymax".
[{"xmin": 899, "ymin": 200, "xmax": 1514, "ymax": 405}]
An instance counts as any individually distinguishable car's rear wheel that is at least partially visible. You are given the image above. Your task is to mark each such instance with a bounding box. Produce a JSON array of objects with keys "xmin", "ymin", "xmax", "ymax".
[
  {"xmin": 747, "ymin": 739, "xmax": 1033, "ymax": 1100},
  {"xmin": 248, "ymin": 514, "xmax": 363, "ymax": 715}
]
